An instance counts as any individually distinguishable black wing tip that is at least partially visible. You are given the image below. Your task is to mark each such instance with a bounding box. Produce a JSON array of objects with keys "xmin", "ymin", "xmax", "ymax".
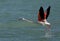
[
  {"xmin": 48, "ymin": 6, "xmax": 51, "ymax": 9},
  {"xmin": 39, "ymin": 6, "xmax": 43, "ymax": 11},
  {"xmin": 46, "ymin": 6, "xmax": 51, "ymax": 19},
  {"xmin": 39, "ymin": 6, "xmax": 44, "ymax": 19}
]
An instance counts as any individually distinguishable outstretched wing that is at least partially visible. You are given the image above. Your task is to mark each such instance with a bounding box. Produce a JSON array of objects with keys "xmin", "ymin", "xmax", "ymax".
[
  {"xmin": 39, "ymin": 6, "xmax": 44, "ymax": 19},
  {"xmin": 46, "ymin": 6, "xmax": 51, "ymax": 19}
]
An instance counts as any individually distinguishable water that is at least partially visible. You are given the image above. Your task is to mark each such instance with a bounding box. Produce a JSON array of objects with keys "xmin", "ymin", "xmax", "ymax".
[{"xmin": 0, "ymin": 0, "xmax": 60, "ymax": 41}]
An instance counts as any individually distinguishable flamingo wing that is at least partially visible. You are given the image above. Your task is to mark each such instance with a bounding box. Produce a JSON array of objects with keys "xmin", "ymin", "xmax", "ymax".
[
  {"xmin": 46, "ymin": 6, "xmax": 51, "ymax": 19},
  {"xmin": 39, "ymin": 6, "xmax": 44, "ymax": 19}
]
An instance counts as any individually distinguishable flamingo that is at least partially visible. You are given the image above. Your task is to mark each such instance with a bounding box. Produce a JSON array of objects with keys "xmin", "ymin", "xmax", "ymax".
[
  {"xmin": 38, "ymin": 6, "xmax": 51, "ymax": 30},
  {"xmin": 18, "ymin": 6, "xmax": 51, "ymax": 30}
]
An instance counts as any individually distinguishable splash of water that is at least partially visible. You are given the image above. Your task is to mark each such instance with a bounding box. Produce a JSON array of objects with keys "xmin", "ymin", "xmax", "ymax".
[{"xmin": 44, "ymin": 31, "xmax": 52, "ymax": 38}]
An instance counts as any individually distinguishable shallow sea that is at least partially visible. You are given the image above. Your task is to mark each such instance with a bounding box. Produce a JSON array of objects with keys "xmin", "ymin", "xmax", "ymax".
[{"xmin": 0, "ymin": 0, "xmax": 60, "ymax": 41}]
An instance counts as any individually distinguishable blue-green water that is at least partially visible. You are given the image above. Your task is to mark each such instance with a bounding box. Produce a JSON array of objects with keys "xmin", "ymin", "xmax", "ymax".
[{"xmin": 0, "ymin": 0, "xmax": 60, "ymax": 41}]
